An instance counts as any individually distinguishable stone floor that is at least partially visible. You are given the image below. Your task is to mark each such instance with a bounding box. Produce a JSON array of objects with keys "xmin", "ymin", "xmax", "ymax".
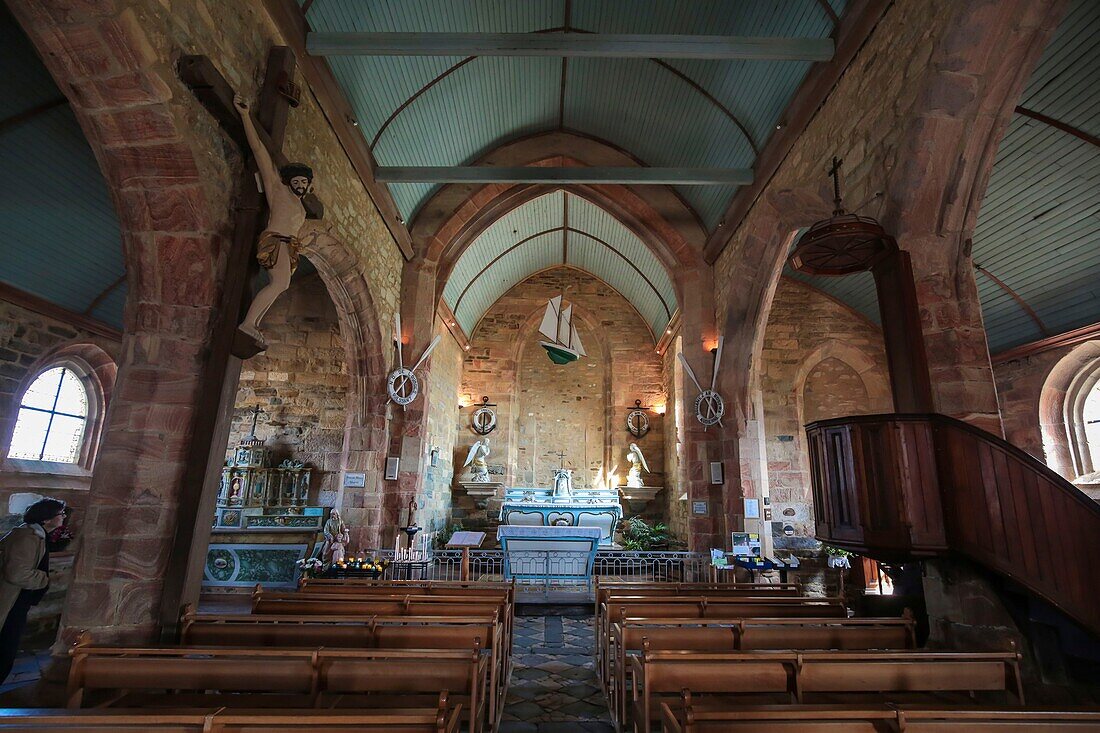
[
  {"xmin": 500, "ymin": 614, "xmax": 614, "ymax": 733},
  {"xmin": 0, "ymin": 650, "xmax": 51, "ymax": 695}
]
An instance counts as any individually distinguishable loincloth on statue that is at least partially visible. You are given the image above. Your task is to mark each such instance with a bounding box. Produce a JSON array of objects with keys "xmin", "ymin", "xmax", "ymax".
[{"xmin": 256, "ymin": 231, "xmax": 302, "ymax": 273}]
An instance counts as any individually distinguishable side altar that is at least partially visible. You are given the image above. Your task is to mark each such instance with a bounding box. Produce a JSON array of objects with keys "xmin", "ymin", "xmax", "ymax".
[{"xmin": 203, "ymin": 431, "xmax": 327, "ymax": 590}]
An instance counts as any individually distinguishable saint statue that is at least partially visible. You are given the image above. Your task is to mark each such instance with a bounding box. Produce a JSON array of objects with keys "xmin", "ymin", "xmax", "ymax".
[
  {"xmin": 553, "ymin": 468, "xmax": 574, "ymax": 499},
  {"xmin": 463, "ymin": 439, "xmax": 491, "ymax": 483},
  {"xmin": 232, "ymin": 94, "xmax": 321, "ymax": 345},
  {"xmin": 322, "ymin": 509, "xmax": 348, "ymax": 563},
  {"xmin": 406, "ymin": 497, "xmax": 419, "ymax": 529},
  {"xmin": 626, "ymin": 442, "xmax": 649, "ymax": 489}
]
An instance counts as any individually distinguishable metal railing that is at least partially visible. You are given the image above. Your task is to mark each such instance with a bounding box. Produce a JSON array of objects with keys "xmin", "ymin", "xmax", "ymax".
[{"xmin": 375, "ymin": 549, "xmax": 710, "ymax": 590}]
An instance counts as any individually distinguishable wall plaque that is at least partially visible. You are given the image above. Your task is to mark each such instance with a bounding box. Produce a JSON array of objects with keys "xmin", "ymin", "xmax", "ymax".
[{"xmin": 343, "ymin": 472, "xmax": 366, "ymax": 488}]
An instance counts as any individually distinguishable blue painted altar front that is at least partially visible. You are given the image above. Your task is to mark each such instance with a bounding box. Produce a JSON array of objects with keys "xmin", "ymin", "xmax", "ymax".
[{"xmin": 499, "ymin": 487, "xmax": 623, "ymax": 546}]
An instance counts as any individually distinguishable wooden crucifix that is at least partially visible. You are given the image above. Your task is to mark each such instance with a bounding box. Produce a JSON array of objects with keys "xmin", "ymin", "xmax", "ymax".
[{"xmin": 158, "ymin": 48, "xmax": 316, "ymax": 639}]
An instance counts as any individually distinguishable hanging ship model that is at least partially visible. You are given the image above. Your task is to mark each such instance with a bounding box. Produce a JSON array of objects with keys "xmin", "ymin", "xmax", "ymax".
[{"xmin": 538, "ymin": 294, "xmax": 587, "ymax": 364}]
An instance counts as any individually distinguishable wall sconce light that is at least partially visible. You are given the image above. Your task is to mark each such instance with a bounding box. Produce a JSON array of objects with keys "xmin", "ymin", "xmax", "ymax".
[{"xmin": 653, "ymin": 403, "xmax": 667, "ymax": 415}]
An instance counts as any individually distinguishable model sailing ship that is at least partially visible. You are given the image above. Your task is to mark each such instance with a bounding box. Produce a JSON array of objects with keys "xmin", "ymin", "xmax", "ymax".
[{"xmin": 538, "ymin": 294, "xmax": 587, "ymax": 364}]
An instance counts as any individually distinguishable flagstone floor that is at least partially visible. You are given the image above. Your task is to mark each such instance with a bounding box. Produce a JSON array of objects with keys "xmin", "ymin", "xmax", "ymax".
[{"xmin": 500, "ymin": 614, "xmax": 614, "ymax": 733}]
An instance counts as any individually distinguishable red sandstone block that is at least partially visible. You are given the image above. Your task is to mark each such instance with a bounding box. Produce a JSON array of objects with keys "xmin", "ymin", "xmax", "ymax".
[
  {"xmin": 36, "ymin": 22, "xmax": 116, "ymax": 79},
  {"xmin": 117, "ymin": 366, "xmax": 203, "ymax": 405},
  {"xmin": 155, "ymin": 234, "xmax": 217, "ymax": 306},
  {"xmin": 123, "ymin": 403, "xmax": 195, "ymax": 435},
  {"xmin": 17, "ymin": 0, "xmax": 116, "ymax": 26},
  {"xmin": 105, "ymin": 142, "xmax": 201, "ymax": 190},
  {"xmin": 89, "ymin": 106, "xmax": 179, "ymax": 150}
]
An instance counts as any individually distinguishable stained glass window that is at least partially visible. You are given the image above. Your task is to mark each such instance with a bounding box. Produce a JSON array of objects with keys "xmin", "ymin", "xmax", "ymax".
[{"xmin": 9, "ymin": 367, "xmax": 88, "ymax": 463}]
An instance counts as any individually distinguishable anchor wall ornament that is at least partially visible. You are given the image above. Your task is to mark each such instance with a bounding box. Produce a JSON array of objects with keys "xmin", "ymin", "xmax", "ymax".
[
  {"xmin": 626, "ymin": 399, "xmax": 650, "ymax": 438},
  {"xmin": 470, "ymin": 396, "xmax": 497, "ymax": 435},
  {"xmin": 678, "ymin": 336, "xmax": 726, "ymax": 429},
  {"xmin": 386, "ymin": 313, "xmax": 441, "ymax": 409}
]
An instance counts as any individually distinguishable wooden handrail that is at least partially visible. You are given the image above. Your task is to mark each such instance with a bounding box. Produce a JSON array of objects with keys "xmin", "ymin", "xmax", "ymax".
[{"xmin": 806, "ymin": 412, "xmax": 1100, "ymax": 637}]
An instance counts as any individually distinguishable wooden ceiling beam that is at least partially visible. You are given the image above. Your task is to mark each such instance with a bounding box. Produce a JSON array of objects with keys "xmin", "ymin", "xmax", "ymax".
[
  {"xmin": 0, "ymin": 282, "xmax": 121, "ymax": 341},
  {"xmin": 308, "ymin": 32, "xmax": 834, "ymax": 61},
  {"xmin": 703, "ymin": 0, "xmax": 892, "ymax": 263},
  {"xmin": 376, "ymin": 166, "xmax": 753, "ymax": 185}
]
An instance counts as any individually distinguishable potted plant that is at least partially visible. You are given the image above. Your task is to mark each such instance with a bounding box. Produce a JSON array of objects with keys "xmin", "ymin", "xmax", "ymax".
[{"xmin": 621, "ymin": 517, "xmax": 673, "ymax": 551}]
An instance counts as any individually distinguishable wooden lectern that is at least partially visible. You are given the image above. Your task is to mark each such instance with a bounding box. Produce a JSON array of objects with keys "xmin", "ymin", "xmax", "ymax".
[{"xmin": 446, "ymin": 531, "xmax": 486, "ymax": 581}]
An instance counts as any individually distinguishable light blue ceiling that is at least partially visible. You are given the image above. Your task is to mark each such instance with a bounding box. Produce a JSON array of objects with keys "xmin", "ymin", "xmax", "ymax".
[
  {"xmin": 785, "ymin": 0, "xmax": 1099, "ymax": 354},
  {"xmin": 970, "ymin": 0, "xmax": 1100, "ymax": 352},
  {"xmin": 304, "ymin": 0, "xmax": 843, "ymax": 229},
  {"xmin": 442, "ymin": 191, "xmax": 677, "ymax": 338},
  {"xmin": 0, "ymin": 4, "xmax": 125, "ymax": 329}
]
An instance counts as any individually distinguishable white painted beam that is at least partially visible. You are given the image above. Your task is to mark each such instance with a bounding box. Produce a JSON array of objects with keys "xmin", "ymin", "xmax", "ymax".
[
  {"xmin": 307, "ymin": 33, "xmax": 834, "ymax": 61},
  {"xmin": 374, "ymin": 167, "xmax": 753, "ymax": 186}
]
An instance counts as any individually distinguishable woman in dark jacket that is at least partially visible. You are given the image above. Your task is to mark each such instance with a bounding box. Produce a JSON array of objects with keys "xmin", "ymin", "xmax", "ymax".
[{"xmin": 0, "ymin": 498, "xmax": 66, "ymax": 682}]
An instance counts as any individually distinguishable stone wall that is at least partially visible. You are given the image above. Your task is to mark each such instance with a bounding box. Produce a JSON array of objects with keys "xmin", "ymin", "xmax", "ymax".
[
  {"xmin": 0, "ymin": 298, "xmax": 121, "ymax": 649},
  {"xmin": 8, "ymin": 0, "xmax": 410, "ymax": 648},
  {"xmin": 993, "ymin": 338, "xmax": 1100, "ymax": 485},
  {"xmin": 662, "ymin": 336, "xmax": 689, "ymax": 543},
  {"xmin": 456, "ymin": 267, "xmax": 666, "ymax": 533},
  {"xmin": 417, "ymin": 321, "xmax": 463, "ymax": 539},
  {"xmin": 515, "ymin": 318, "xmax": 607, "ymax": 489},
  {"xmin": 759, "ymin": 279, "xmax": 891, "ymax": 540},
  {"xmin": 226, "ymin": 272, "xmax": 348, "ymax": 506}
]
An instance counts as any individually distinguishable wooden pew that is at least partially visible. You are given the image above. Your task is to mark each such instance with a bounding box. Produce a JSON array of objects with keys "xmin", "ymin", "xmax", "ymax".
[
  {"xmin": 659, "ymin": 702, "xmax": 898, "ymax": 732},
  {"xmin": 593, "ymin": 584, "xmax": 803, "ymax": 656},
  {"xmin": 179, "ymin": 610, "xmax": 508, "ymax": 729},
  {"xmin": 67, "ymin": 641, "xmax": 489, "ymax": 733},
  {"xmin": 657, "ymin": 700, "xmax": 1100, "ymax": 733},
  {"xmin": 607, "ymin": 615, "xmax": 915, "ymax": 726},
  {"xmin": 280, "ymin": 582, "xmax": 516, "ymax": 650},
  {"xmin": 597, "ymin": 596, "xmax": 846, "ymax": 682},
  {"xmin": 252, "ymin": 587, "xmax": 514, "ymax": 651},
  {"xmin": 0, "ymin": 699, "xmax": 463, "ymax": 732},
  {"xmin": 630, "ymin": 648, "xmax": 1023, "ymax": 733}
]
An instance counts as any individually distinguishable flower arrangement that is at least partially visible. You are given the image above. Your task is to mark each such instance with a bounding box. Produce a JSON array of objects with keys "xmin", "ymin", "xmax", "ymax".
[{"xmin": 295, "ymin": 557, "xmax": 323, "ymax": 578}]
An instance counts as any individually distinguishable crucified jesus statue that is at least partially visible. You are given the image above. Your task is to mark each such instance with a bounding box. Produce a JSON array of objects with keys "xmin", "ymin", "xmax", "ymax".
[{"xmin": 232, "ymin": 93, "xmax": 320, "ymax": 345}]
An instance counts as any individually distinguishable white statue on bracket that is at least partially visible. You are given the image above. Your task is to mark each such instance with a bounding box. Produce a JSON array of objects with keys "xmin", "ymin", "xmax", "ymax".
[
  {"xmin": 626, "ymin": 442, "xmax": 650, "ymax": 489},
  {"xmin": 463, "ymin": 439, "xmax": 491, "ymax": 483}
]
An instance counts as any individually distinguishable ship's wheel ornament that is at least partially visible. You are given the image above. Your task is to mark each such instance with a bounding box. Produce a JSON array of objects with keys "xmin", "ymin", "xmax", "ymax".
[
  {"xmin": 626, "ymin": 399, "xmax": 650, "ymax": 438},
  {"xmin": 471, "ymin": 396, "xmax": 497, "ymax": 435},
  {"xmin": 678, "ymin": 336, "xmax": 726, "ymax": 430},
  {"xmin": 386, "ymin": 314, "xmax": 440, "ymax": 410}
]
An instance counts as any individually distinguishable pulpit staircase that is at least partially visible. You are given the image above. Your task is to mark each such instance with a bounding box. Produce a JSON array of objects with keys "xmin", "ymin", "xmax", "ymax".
[{"xmin": 805, "ymin": 413, "xmax": 1100, "ymax": 668}]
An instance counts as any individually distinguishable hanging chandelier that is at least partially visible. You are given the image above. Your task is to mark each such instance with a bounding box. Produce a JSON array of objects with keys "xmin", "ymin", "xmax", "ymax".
[{"xmin": 788, "ymin": 157, "xmax": 896, "ymax": 276}]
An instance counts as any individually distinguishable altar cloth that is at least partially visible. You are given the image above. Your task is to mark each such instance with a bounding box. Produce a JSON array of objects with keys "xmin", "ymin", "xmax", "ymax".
[{"xmin": 496, "ymin": 525, "xmax": 601, "ymax": 586}]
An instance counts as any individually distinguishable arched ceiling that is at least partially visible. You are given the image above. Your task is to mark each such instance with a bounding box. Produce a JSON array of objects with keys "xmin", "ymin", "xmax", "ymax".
[
  {"xmin": 0, "ymin": 4, "xmax": 125, "ymax": 330},
  {"xmin": 785, "ymin": 0, "xmax": 1099, "ymax": 353},
  {"xmin": 442, "ymin": 191, "xmax": 677, "ymax": 338},
  {"xmin": 303, "ymin": 0, "xmax": 844, "ymax": 229}
]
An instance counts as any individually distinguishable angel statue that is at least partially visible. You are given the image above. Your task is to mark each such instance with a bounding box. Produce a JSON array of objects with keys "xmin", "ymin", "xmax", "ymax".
[
  {"xmin": 463, "ymin": 439, "xmax": 490, "ymax": 483},
  {"xmin": 626, "ymin": 442, "xmax": 649, "ymax": 489}
]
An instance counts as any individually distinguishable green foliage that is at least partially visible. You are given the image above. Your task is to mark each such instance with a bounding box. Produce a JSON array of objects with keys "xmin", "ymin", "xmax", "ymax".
[
  {"xmin": 621, "ymin": 517, "xmax": 674, "ymax": 551},
  {"xmin": 436, "ymin": 523, "xmax": 463, "ymax": 549},
  {"xmin": 823, "ymin": 544, "xmax": 854, "ymax": 558}
]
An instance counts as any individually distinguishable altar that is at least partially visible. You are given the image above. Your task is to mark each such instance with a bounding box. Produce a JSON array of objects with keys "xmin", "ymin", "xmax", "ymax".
[
  {"xmin": 499, "ymin": 486, "xmax": 623, "ymax": 546},
  {"xmin": 497, "ymin": 525, "xmax": 601, "ymax": 589},
  {"xmin": 203, "ymin": 431, "xmax": 326, "ymax": 590}
]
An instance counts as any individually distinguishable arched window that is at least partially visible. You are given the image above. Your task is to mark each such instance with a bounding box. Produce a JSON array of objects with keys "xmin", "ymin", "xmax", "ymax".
[
  {"xmin": 1083, "ymin": 383, "xmax": 1100, "ymax": 473},
  {"xmin": 8, "ymin": 367, "xmax": 89, "ymax": 463}
]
